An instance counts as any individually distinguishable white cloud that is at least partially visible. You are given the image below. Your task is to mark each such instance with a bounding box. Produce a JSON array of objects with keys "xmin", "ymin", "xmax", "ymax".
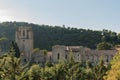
[
  {"xmin": 0, "ymin": 9, "xmax": 14, "ymax": 21},
  {"xmin": 0, "ymin": 7, "xmax": 31, "ymax": 22}
]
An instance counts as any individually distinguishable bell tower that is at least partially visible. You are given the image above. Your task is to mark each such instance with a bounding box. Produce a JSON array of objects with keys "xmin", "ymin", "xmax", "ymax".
[{"xmin": 15, "ymin": 27, "xmax": 33, "ymax": 63}]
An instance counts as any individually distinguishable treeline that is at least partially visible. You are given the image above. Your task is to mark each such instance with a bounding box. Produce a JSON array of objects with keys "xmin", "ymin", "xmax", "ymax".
[
  {"xmin": 0, "ymin": 48, "xmax": 120, "ymax": 80},
  {"xmin": 0, "ymin": 22, "xmax": 120, "ymax": 51}
]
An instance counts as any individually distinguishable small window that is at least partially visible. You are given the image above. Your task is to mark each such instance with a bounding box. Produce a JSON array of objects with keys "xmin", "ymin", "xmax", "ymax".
[
  {"xmin": 65, "ymin": 54, "xmax": 67, "ymax": 59},
  {"xmin": 58, "ymin": 53, "xmax": 60, "ymax": 60},
  {"xmin": 106, "ymin": 55, "xmax": 109, "ymax": 62}
]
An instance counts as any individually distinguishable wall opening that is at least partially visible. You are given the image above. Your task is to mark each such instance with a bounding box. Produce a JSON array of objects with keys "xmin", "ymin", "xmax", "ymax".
[
  {"xmin": 65, "ymin": 54, "xmax": 67, "ymax": 59},
  {"xmin": 57, "ymin": 53, "xmax": 60, "ymax": 60}
]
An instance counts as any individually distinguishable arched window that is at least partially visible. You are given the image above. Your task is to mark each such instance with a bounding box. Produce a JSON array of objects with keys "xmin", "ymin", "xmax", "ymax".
[
  {"xmin": 58, "ymin": 53, "xmax": 60, "ymax": 60},
  {"xmin": 65, "ymin": 54, "xmax": 67, "ymax": 59},
  {"xmin": 106, "ymin": 55, "xmax": 109, "ymax": 62}
]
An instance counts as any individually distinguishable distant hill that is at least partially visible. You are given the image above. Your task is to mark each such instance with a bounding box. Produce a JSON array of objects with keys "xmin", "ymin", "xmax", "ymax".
[{"xmin": 0, "ymin": 22, "xmax": 119, "ymax": 51}]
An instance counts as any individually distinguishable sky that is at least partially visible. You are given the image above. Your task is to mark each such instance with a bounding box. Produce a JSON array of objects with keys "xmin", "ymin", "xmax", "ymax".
[{"xmin": 0, "ymin": 0, "xmax": 120, "ymax": 32}]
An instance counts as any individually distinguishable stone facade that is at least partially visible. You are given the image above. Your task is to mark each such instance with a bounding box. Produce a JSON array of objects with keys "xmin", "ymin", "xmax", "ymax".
[
  {"xmin": 15, "ymin": 27, "xmax": 33, "ymax": 63},
  {"xmin": 15, "ymin": 27, "xmax": 118, "ymax": 65},
  {"xmin": 32, "ymin": 51, "xmax": 52, "ymax": 66},
  {"xmin": 52, "ymin": 45, "xmax": 118, "ymax": 63},
  {"xmin": 32, "ymin": 50, "xmax": 45, "ymax": 65}
]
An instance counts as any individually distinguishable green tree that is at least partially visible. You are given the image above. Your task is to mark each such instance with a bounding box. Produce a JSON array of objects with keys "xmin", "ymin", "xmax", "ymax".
[
  {"xmin": 0, "ymin": 48, "xmax": 28, "ymax": 80},
  {"xmin": 27, "ymin": 64, "xmax": 42, "ymax": 80},
  {"xmin": 92, "ymin": 58, "xmax": 108, "ymax": 80},
  {"xmin": 97, "ymin": 42, "xmax": 112, "ymax": 50},
  {"xmin": 0, "ymin": 21, "xmax": 111, "ymax": 50},
  {"xmin": 10, "ymin": 41, "xmax": 20, "ymax": 58},
  {"xmin": 0, "ymin": 37, "xmax": 7, "ymax": 51},
  {"xmin": 104, "ymin": 52, "xmax": 120, "ymax": 80}
]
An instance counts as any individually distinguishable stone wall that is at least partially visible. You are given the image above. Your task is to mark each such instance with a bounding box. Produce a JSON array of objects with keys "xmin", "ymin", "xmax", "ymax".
[{"xmin": 51, "ymin": 45, "xmax": 118, "ymax": 63}]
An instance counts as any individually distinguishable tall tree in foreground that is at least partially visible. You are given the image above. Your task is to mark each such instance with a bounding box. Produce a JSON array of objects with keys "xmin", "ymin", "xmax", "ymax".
[
  {"xmin": 92, "ymin": 58, "xmax": 108, "ymax": 80},
  {"xmin": 0, "ymin": 48, "xmax": 28, "ymax": 80},
  {"xmin": 27, "ymin": 64, "xmax": 42, "ymax": 80}
]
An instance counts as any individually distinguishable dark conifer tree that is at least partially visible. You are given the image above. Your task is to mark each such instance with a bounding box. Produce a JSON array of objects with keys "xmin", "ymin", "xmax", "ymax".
[{"xmin": 10, "ymin": 41, "xmax": 20, "ymax": 58}]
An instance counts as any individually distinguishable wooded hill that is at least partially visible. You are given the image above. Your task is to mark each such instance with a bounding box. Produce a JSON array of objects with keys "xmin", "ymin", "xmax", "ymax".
[{"xmin": 0, "ymin": 22, "xmax": 120, "ymax": 51}]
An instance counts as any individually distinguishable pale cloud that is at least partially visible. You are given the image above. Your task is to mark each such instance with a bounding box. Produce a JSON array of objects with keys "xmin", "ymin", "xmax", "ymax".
[
  {"xmin": 0, "ymin": 7, "xmax": 31, "ymax": 22},
  {"xmin": 0, "ymin": 9, "xmax": 14, "ymax": 21}
]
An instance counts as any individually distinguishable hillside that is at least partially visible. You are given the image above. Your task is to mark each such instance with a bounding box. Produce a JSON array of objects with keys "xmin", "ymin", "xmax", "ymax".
[{"xmin": 0, "ymin": 22, "xmax": 119, "ymax": 51}]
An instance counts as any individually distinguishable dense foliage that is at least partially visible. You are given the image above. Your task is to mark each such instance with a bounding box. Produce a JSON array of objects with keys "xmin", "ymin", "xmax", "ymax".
[
  {"xmin": 97, "ymin": 42, "xmax": 113, "ymax": 50},
  {"xmin": 0, "ymin": 49, "xmax": 109, "ymax": 80},
  {"xmin": 0, "ymin": 45, "xmax": 120, "ymax": 80},
  {"xmin": 0, "ymin": 22, "xmax": 120, "ymax": 51},
  {"xmin": 104, "ymin": 52, "xmax": 120, "ymax": 80}
]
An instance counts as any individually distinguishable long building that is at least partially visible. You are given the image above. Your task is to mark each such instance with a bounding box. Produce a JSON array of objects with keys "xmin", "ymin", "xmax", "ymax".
[
  {"xmin": 15, "ymin": 27, "xmax": 118, "ymax": 65},
  {"xmin": 52, "ymin": 45, "xmax": 118, "ymax": 63}
]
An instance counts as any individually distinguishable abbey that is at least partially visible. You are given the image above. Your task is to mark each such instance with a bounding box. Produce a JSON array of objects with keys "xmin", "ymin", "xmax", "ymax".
[{"xmin": 15, "ymin": 27, "xmax": 118, "ymax": 65}]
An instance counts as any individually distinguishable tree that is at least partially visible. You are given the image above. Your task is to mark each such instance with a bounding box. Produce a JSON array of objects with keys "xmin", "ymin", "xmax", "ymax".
[
  {"xmin": 54, "ymin": 61, "xmax": 67, "ymax": 80},
  {"xmin": 104, "ymin": 52, "xmax": 120, "ymax": 80},
  {"xmin": 10, "ymin": 41, "xmax": 20, "ymax": 58},
  {"xmin": 45, "ymin": 61, "xmax": 53, "ymax": 67},
  {"xmin": 97, "ymin": 42, "xmax": 112, "ymax": 50},
  {"xmin": 0, "ymin": 21, "xmax": 114, "ymax": 50},
  {"xmin": 0, "ymin": 48, "xmax": 29, "ymax": 80},
  {"xmin": 92, "ymin": 58, "xmax": 108, "ymax": 80},
  {"xmin": 0, "ymin": 37, "xmax": 8, "ymax": 51},
  {"xmin": 68, "ymin": 50, "xmax": 74, "ymax": 64},
  {"xmin": 27, "ymin": 64, "xmax": 42, "ymax": 80}
]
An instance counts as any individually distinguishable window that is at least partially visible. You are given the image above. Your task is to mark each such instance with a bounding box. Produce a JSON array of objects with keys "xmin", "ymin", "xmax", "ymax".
[
  {"xmin": 106, "ymin": 55, "xmax": 109, "ymax": 62},
  {"xmin": 58, "ymin": 53, "xmax": 60, "ymax": 60},
  {"xmin": 65, "ymin": 54, "xmax": 67, "ymax": 59}
]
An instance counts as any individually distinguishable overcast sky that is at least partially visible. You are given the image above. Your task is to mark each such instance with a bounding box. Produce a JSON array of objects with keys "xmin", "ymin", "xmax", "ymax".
[{"xmin": 0, "ymin": 0, "xmax": 120, "ymax": 32}]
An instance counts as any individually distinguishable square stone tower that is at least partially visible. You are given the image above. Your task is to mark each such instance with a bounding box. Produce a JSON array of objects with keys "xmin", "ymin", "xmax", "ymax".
[{"xmin": 15, "ymin": 27, "xmax": 33, "ymax": 63}]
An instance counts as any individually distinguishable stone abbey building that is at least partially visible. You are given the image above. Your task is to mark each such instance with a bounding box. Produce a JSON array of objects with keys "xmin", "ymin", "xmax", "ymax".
[{"xmin": 15, "ymin": 27, "xmax": 118, "ymax": 65}]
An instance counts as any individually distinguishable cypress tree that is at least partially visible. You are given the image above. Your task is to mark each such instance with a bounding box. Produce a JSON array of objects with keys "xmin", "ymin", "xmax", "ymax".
[{"xmin": 10, "ymin": 41, "xmax": 20, "ymax": 58}]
